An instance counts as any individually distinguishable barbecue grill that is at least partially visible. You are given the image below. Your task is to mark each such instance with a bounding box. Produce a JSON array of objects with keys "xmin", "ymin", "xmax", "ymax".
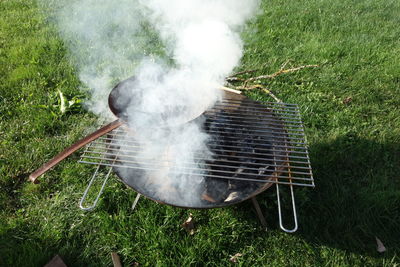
[{"xmin": 77, "ymin": 88, "xmax": 314, "ymax": 232}]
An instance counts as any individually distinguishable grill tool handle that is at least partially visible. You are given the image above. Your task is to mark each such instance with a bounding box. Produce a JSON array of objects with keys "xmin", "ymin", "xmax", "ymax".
[{"xmin": 29, "ymin": 120, "xmax": 123, "ymax": 184}]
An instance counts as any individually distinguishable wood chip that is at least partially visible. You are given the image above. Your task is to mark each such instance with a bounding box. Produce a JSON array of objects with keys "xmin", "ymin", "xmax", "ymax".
[
  {"xmin": 181, "ymin": 213, "xmax": 195, "ymax": 235},
  {"xmin": 229, "ymin": 253, "xmax": 243, "ymax": 263},
  {"xmin": 376, "ymin": 237, "xmax": 386, "ymax": 253},
  {"xmin": 202, "ymin": 193, "xmax": 216, "ymax": 203}
]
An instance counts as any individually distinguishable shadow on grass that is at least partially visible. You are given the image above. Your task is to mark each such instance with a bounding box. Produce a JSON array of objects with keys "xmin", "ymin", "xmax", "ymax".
[
  {"xmin": 2, "ymin": 134, "xmax": 398, "ymax": 265},
  {"xmin": 92, "ymin": 132, "xmax": 400, "ymax": 262},
  {"xmin": 0, "ymin": 222, "xmax": 58, "ymax": 267},
  {"xmin": 253, "ymin": 133, "xmax": 400, "ymax": 257}
]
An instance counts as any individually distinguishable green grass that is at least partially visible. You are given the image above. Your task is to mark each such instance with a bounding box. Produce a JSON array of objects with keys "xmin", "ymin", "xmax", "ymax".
[{"xmin": 1, "ymin": 0, "xmax": 400, "ymax": 266}]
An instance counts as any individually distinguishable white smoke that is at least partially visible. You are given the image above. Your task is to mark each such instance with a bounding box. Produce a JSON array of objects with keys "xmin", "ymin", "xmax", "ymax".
[{"xmin": 45, "ymin": 0, "xmax": 260, "ymax": 205}]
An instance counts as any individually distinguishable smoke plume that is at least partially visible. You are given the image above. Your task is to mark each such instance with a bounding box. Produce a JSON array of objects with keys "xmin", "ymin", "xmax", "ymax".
[{"xmin": 45, "ymin": 0, "xmax": 260, "ymax": 205}]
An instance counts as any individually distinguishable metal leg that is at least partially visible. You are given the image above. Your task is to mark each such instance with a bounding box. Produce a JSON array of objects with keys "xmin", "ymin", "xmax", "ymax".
[
  {"xmin": 131, "ymin": 193, "xmax": 141, "ymax": 210},
  {"xmin": 251, "ymin": 197, "xmax": 268, "ymax": 231},
  {"xmin": 276, "ymin": 182, "xmax": 298, "ymax": 233}
]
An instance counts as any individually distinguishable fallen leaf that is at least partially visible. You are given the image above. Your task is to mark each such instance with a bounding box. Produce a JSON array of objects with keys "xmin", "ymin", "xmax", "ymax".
[
  {"xmin": 229, "ymin": 253, "xmax": 243, "ymax": 263},
  {"xmin": 376, "ymin": 237, "xmax": 386, "ymax": 253},
  {"xmin": 343, "ymin": 96, "xmax": 352, "ymax": 105},
  {"xmin": 181, "ymin": 213, "xmax": 195, "ymax": 235}
]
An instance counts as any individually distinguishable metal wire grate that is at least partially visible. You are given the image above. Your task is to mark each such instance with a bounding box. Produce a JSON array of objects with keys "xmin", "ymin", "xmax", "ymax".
[
  {"xmin": 77, "ymin": 96, "xmax": 314, "ymax": 232},
  {"xmin": 79, "ymin": 98, "xmax": 314, "ymax": 188}
]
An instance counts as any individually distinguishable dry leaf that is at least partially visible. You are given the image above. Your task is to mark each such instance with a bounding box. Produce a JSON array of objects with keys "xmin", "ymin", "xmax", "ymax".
[
  {"xmin": 343, "ymin": 96, "xmax": 352, "ymax": 104},
  {"xmin": 375, "ymin": 237, "xmax": 386, "ymax": 253},
  {"xmin": 229, "ymin": 253, "xmax": 243, "ymax": 263},
  {"xmin": 181, "ymin": 213, "xmax": 195, "ymax": 235}
]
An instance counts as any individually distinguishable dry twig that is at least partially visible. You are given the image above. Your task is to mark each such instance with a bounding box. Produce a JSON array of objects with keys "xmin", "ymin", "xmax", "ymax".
[
  {"xmin": 226, "ymin": 69, "xmax": 259, "ymax": 82},
  {"xmin": 224, "ymin": 61, "xmax": 318, "ymax": 103},
  {"xmin": 245, "ymin": 64, "xmax": 319, "ymax": 82},
  {"xmin": 262, "ymin": 88, "xmax": 282, "ymax": 103},
  {"xmin": 222, "ymin": 85, "xmax": 282, "ymax": 103}
]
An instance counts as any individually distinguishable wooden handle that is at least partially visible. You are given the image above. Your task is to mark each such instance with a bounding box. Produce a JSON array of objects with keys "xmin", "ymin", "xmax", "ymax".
[{"xmin": 29, "ymin": 120, "xmax": 124, "ymax": 184}]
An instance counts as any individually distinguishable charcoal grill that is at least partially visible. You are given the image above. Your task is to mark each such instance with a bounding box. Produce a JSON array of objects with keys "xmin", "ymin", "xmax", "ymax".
[{"xmin": 78, "ymin": 89, "xmax": 314, "ymax": 232}]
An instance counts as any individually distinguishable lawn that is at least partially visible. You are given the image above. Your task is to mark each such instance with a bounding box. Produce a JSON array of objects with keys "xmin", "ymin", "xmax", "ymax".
[{"xmin": 1, "ymin": 0, "xmax": 399, "ymax": 266}]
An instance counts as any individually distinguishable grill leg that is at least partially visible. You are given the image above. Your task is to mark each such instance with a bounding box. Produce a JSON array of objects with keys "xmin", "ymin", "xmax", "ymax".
[{"xmin": 251, "ymin": 197, "xmax": 267, "ymax": 231}]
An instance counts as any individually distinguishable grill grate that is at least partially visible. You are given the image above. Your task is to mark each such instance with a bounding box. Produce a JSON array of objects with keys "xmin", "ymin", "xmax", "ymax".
[
  {"xmin": 78, "ymin": 96, "xmax": 314, "ymax": 232},
  {"xmin": 79, "ymin": 99, "xmax": 314, "ymax": 188}
]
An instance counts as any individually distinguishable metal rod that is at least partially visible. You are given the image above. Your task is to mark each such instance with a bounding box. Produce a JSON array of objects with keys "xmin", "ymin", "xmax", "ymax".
[
  {"xmin": 87, "ymin": 137, "xmax": 310, "ymax": 156},
  {"xmin": 95, "ymin": 136, "xmax": 309, "ymax": 152},
  {"xmin": 93, "ymin": 134, "xmax": 309, "ymax": 148},
  {"xmin": 205, "ymin": 130, "xmax": 305, "ymax": 141},
  {"xmin": 206, "ymin": 106, "xmax": 301, "ymax": 117},
  {"xmin": 80, "ymin": 154, "xmax": 312, "ymax": 177},
  {"xmin": 203, "ymin": 120, "xmax": 305, "ymax": 132},
  {"xmin": 88, "ymin": 141, "xmax": 310, "ymax": 159},
  {"xmin": 204, "ymin": 125, "xmax": 305, "ymax": 136},
  {"xmin": 209, "ymin": 105, "xmax": 301, "ymax": 116},
  {"xmin": 208, "ymin": 110, "xmax": 301, "ymax": 121},
  {"xmin": 205, "ymin": 112, "xmax": 302, "ymax": 124},
  {"xmin": 78, "ymin": 160, "xmax": 314, "ymax": 186},
  {"xmin": 83, "ymin": 149, "xmax": 279, "ymax": 173},
  {"xmin": 220, "ymin": 98, "xmax": 300, "ymax": 107},
  {"xmin": 205, "ymin": 134, "xmax": 308, "ymax": 146},
  {"xmin": 93, "ymin": 131, "xmax": 306, "ymax": 147},
  {"xmin": 211, "ymin": 101, "xmax": 299, "ymax": 110},
  {"xmin": 81, "ymin": 148, "xmax": 312, "ymax": 169},
  {"xmin": 82, "ymin": 148, "xmax": 308, "ymax": 164}
]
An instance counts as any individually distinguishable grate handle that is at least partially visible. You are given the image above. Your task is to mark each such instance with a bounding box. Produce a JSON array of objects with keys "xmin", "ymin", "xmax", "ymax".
[
  {"xmin": 276, "ymin": 182, "xmax": 298, "ymax": 233},
  {"xmin": 79, "ymin": 165, "xmax": 112, "ymax": 211}
]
